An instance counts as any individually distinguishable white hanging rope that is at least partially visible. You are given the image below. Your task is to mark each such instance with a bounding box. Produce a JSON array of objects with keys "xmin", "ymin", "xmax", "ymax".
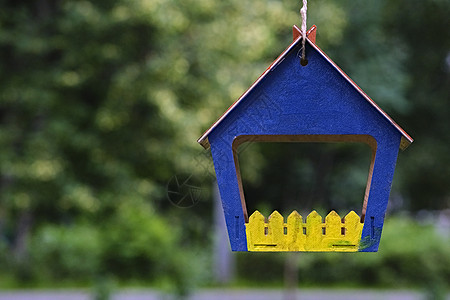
[{"xmin": 300, "ymin": 0, "xmax": 307, "ymax": 63}]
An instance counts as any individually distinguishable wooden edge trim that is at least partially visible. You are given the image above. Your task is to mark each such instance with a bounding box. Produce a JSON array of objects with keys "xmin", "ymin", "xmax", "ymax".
[{"xmin": 232, "ymin": 140, "xmax": 249, "ymax": 222}]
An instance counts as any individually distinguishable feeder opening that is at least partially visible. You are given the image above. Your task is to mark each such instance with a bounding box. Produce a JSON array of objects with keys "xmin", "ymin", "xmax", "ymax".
[{"xmin": 232, "ymin": 135, "xmax": 377, "ymax": 252}]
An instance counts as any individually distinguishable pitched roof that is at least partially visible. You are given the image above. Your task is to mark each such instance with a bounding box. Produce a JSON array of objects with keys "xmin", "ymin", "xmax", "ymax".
[{"xmin": 197, "ymin": 25, "xmax": 413, "ymax": 150}]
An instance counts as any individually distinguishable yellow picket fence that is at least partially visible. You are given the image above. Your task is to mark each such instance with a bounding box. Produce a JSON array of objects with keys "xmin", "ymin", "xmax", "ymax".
[{"xmin": 245, "ymin": 210, "xmax": 363, "ymax": 252}]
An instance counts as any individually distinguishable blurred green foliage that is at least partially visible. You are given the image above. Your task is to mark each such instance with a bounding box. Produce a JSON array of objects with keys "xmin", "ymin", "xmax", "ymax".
[
  {"xmin": 0, "ymin": 0, "xmax": 448, "ymax": 294},
  {"xmin": 31, "ymin": 223, "xmax": 101, "ymax": 280}
]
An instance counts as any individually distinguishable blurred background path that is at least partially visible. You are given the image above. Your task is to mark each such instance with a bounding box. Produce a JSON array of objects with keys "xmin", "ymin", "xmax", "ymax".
[{"xmin": 0, "ymin": 289, "xmax": 449, "ymax": 300}]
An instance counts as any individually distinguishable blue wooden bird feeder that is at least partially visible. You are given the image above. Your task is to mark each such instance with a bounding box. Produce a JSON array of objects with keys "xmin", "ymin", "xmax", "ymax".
[{"xmin": 198, "ymin": 25, "xmax": 413, "ymax": 252}]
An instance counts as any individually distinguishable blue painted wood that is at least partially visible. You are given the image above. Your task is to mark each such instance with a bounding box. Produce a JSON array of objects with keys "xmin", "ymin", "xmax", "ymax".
[
  {"xmin": 210, "ymin": 138, "xmax": 248, "ymax": 251},
  {"xmin": 202, "ymin": 27, "xmax": 411, "ymax": 252}
]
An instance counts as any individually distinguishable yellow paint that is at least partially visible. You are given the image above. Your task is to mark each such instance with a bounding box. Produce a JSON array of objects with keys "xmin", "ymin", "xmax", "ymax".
[{"xmin": 246, "ymin": 210, "xmax": 363, "ymax": 252}]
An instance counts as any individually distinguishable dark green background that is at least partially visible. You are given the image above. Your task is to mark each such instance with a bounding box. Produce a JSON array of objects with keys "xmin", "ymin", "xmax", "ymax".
[{"xmin": 0, "ymin": 0, "xmax": 448, "ymax": 297}]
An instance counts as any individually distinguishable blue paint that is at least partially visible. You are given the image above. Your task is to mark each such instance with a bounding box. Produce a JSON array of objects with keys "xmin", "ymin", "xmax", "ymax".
[{"xmin": 200, "ymin": 27, "xmax": 412, "ymax": 252}]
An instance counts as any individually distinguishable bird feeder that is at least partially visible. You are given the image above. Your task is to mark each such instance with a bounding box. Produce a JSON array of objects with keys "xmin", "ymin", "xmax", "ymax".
[{"xmin": 197, "ymin": 26, "xmax": 413, "ymax": 252}]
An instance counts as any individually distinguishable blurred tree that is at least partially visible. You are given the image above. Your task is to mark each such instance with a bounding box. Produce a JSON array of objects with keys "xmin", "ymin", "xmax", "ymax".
[
  {"xmin": 384, "ymin": 0, "xmax": 450, "ymax": 211},
  {"xmin": 0, "ymin": 0, "xmax": 448, "ymax": 289},
  {"xmin": 0, "ymin": 0, "xmax": 301, "ymax": 286},
  {"xmin": 0, "ymin": 0, "xmax": 219, "ymax": 284}
]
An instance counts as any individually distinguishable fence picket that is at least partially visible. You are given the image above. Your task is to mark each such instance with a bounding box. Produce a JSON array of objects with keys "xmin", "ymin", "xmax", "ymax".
[
  {"xmin": 306, "ymin": 210, "xmax": 322, "ymax": 251},
  {"xmin": 325, "ymin": 210, "xmax": 341, "ymax": 238},
  {"xmin": 286, "ymin": 210, "xmax": 304, "ymax": 251},
  {"xmin": 322, "ymin": 210, "xmax": 349, "ymax": 250},
  {"xmin": 247, "ymin": 211, "xmax": 266, "ymax": 250},
  {"xmin": 268, "ymin": 211, "xmax": 284, "ymax": 248},
  {"xmin": 344, "ymin": 211, "xmax": 363, "ymax": 245}
]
